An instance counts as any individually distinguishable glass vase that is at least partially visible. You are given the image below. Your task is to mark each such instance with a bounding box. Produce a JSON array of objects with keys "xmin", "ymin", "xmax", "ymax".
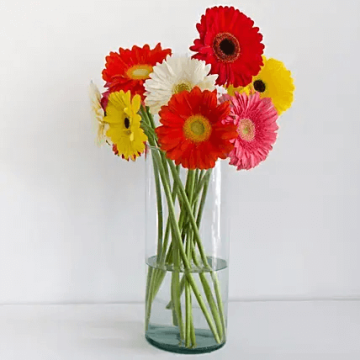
[{"xmin": 144, "ymin": 147, "xmax": 230, "ymax": 354}]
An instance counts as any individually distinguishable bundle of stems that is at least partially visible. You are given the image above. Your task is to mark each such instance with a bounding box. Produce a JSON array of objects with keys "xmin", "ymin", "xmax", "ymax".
[{"xmin": 141, "ymin": 106, "xmax": 226, "ymax": 348}]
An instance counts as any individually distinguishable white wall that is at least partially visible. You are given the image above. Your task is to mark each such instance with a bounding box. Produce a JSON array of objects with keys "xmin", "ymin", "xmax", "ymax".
[{"xmin": 0, "ymin": 0, "xmax": 359, "ymax": 304}]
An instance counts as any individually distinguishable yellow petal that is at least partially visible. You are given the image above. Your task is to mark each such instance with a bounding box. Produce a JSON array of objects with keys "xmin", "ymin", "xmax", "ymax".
[{"xmin": 132, "ymin": 94, "xmax": 141, "ymax": 113}]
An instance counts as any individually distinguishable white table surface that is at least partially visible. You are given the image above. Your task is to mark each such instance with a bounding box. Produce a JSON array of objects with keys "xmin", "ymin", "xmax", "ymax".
[{"xmin": 0, "ymin": 301, "xmax": 359, "ymax": 360}]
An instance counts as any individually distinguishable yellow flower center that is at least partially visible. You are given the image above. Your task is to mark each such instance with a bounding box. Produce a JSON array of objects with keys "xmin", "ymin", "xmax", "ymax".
[
  {"xmin": 173, "ymin": 82, "xmax": 192, "ymax": 94},
  {"xmin": 127, "ymin": 64, "xmax": 153, "ymax": 80},
  {"xmin": 183, "ymin": 115, "xmax": 212, "ymax": 143},
  {"xmin": 238, "ymin": 118, "xmax": 255, "ymax": 142}
]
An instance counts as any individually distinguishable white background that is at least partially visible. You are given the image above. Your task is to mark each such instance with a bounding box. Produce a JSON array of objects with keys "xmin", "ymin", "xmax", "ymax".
[{"xmin": 0, "ymin": 0, "xmax": 359, "ymax": 305}]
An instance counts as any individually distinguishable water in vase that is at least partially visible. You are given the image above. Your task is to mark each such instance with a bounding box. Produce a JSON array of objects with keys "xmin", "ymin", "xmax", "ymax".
[{"xmin": 145, "ymin": 256, "xmax": 229, "ymax": 354}]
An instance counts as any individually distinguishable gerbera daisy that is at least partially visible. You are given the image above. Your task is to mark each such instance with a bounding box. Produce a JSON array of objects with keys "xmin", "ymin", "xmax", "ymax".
[
  {"xmin": 144, "ymin": 55, "xmax": 217, "ymax": 114},
  {"xmin": 190, "ymin": 6, "xmax": 264, "ymax": 88},
  {"xmin": 223, "ymin": 92, "xmax": 278, "ymax": 170},
  {"xmin": 89, "ymin": 81, "xmax": 107, "ymax": 146},
  {"xmin": 104, "ymin": 90, "xmax": 148, "ymax": 161},
  {"xmin": 102, "ymin": 43, "xmax": 171, "ymax": 100},
  {"xmin": 228, "ymin": 57, "xmax": 295, "ymax": 115},
  {"xmin": 156, "ymin": 87, "xmax": 237, "ymax": 170}
]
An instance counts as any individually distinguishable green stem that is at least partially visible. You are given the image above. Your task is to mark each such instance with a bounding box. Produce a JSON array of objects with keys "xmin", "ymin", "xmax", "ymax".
[
  {"xmin": 185, "ymin": 279, "xmax": 192, "ymax": 348},
  {"xmin": 143, "ymin": 107, "xmax": 180, "ymax": 331},
  {"xmin": 195, "ymin": 170, "xmax": 227, "ymax": 342},
  {"xmin": 182, "ymin": 170, "xmax": 196, "ymax": 237},
  {"xmin": 196, "ymin": 170, "xmax": 211, "ymax": 227},
  {"xmin": 191, "ymin": 248, "xmax": 223, "ymax": 341},
  {"xmin": 190, "ymin": 319, "xmax": 196, "ymax": 348},
  {"xmin": 146, "ymin": 106, "xmax": 157, "ymax": 130},
  {"xmin": 192, "ymin": 170, "xmax": 207, "ymax": 204},
  {"xmin": 142, "ymin": 107, "xmax": 165, "ymax": 331},
  {"xmin": 144, "ymin": 266, "xmax": 153, "ymax": 329},
  {"xmin": 142, "ymin": 107, "xmax": 225, "ymax": 344},
  {"xmin": 156, "ymin": 164, "xmax": 180, "ymax": 268},
  {"xmin": 167, "ymin": 161, "xmax": 210, "ymax": 267},
  {"xmin": 184, "ymin": 171, "xmax": 196, "ymax": 347},
  {"xmin": 171, "ymin": 237, "xmax": 184, "ymax": 340},
  {"xmin": 142, "ymin": 111, "xmax": 191, "ymax": 336},
  {"xmin": 212, "ymin": 272, "xmax": 227, "ymax": 341},
  {"xmin": 166, "ymin": 274, "xmax": 185, "ymax": 309},
  {"xmin": 165, "ymin": 169, "xmax": 203, "ymax": 310},
  {"xmin": 145, "ymin": 268, "xmax": 166, "ymax": 331},
  {"xmin": 168, "ymin": 170, "xmax": 193, "ymax": 329},
  {"xmin": 152, "ymin": 150, "xmax": 221, "ymax": 344},
  {"xmin": 152, "ymin": 155, "xmax": 163, "ymax": 260},
  {"xmin": 168, "ymin": 163, "xmax": 226, "ymax": 341},
  {"xmin": 168, "ymin": 169, "xmax": 195, "ymax": 303},
  {"xmin": 144, "ymin": 105, "xmax": 171, "ymax": 186}
]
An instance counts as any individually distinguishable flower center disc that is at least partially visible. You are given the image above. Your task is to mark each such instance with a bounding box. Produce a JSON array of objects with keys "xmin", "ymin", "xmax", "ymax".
[
  {"xmin": 127, "ymin": 64, "xmax": 153, "ymax": 79},
  {"xmin": 191, "ymin": 121, "xmax": 205, "ymax": 135},
  {"xmin": 173, "ymin": 82, "xmax": 192, "ymax": 94},
  {"xmin": 123, "ymin": 117, "xmax": 132, "ymax": 136},
  {"xmin": 183, "ymin": 115, "xmax": 212, "ymax": 143},
  {"xmin": 238, "ymin": 118, "xmax": 255, "ymax": 142},
  {"xmin": 253, "ymin": 79, "xmax": 266, "ymax": 93},
  {"xmin": 213, "ymin": 33, "xmax": 241, "ymax": 63}
]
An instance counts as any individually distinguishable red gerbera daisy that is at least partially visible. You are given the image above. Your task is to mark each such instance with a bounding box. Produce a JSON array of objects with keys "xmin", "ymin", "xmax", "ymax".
[
  {"xmin": 102, "ymin": 43, "xmax": 171, "ymax": 100},
  {"xmin": 156, "ymin": 87, "xmax": 237, "ymax": 170},
  {"xmin": 190, "ymin": 6, "xmax": 264, "ymax": 88}
]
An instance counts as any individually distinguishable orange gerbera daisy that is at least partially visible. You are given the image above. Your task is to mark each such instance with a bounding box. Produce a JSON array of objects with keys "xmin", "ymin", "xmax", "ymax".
[
  {"xmin": 102, "ymin": 43, "xmax": 171, "ymax": 100},
  {"xmin": 156, "ymin": 87, "xmax": 237, "ymax": 170}
]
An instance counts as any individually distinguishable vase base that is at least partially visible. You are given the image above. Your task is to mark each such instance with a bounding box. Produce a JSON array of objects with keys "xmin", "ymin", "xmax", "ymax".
[{"xmin": 145, "ymin": 325, "xmax": 225, "ymax": 354}]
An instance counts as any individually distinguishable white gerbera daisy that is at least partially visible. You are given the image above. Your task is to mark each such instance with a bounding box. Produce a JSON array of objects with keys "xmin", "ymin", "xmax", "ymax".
[
  {"xmin": 144, "ymin": 55, "xmax": 217, "ymax": 114},
  {"xmin": 89, "ymin": 82, "xmax": 108, "ymax": 146}
]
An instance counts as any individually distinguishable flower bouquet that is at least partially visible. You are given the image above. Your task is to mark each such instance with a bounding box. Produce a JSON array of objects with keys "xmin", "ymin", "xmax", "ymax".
[{"xmin": 90, "ymin": 6, "xmax": 294, "ymax": 354}]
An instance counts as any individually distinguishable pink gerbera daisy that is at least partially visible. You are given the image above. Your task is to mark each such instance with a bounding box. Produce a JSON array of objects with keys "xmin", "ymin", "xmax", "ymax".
[{"xmin": 223, "ymin": 92, "xmax": 279, "ymax": 170}]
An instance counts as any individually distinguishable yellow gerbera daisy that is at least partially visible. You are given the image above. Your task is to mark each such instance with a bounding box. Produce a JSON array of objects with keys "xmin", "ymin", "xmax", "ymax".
[
  {"xmin": 228, "ymin": 57, "xmax": 295, "ymax": 115},
  {"xmin": 105, "ymin": 90, "xmax": 148, "ymax": 161}
]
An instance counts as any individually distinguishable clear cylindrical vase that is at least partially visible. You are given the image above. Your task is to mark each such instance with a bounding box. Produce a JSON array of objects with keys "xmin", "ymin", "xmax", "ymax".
[{"xmin": 145, "ymin": 147, "xmax": 230, "ymax": 354}]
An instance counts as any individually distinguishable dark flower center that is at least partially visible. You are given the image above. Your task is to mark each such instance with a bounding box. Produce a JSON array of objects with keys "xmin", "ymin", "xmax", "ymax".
[
  {"xmin": 124, "ymin": 117, "xmax": 130, "ymax": 129},
  {"xmin": 213, "ymin": 32, "xmax": 240, "ymax": 63},
  {"xmin": 219, "ymin": 38, "xmax": 235, "ymax": 56},
  {"xmin": 253, "ymin": 80, "xmax": 266, "ymax": 93}
]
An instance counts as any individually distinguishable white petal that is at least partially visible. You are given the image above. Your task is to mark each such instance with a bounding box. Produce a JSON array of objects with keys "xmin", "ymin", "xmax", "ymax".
[{"xmin": 143, "ymin": 55, "xmax": 217, "ymax": 114}]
